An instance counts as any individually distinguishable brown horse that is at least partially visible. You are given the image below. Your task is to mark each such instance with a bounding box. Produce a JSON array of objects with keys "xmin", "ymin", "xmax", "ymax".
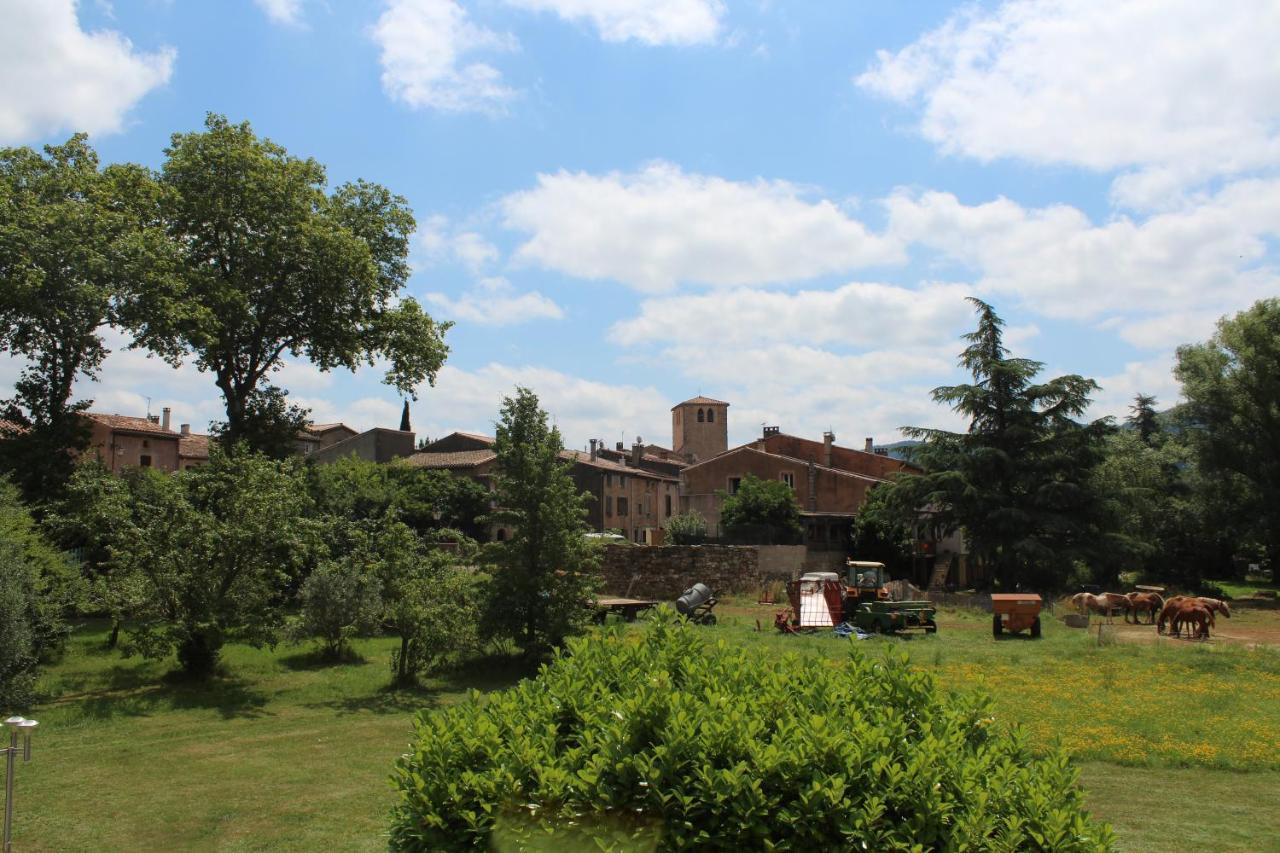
[
  {"xmin": 1125, "ymin": 592, "xmax": 1164, "ymax": 624},
  {"xmin": 1157, "ymin": 596, "xmax": 1230, "ymax": 634},
  {"xmin": 1072, "ymin": 592, "xmax": 1130, "ymax": 623},
  {"xmin": 1170, "ymin": 601, "xmax": 1212, "ymax": 639}
]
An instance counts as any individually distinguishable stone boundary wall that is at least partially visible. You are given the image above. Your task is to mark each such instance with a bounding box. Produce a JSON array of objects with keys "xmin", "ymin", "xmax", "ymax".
[
  {"xmin": 756, "ymin": 545, "xmax": 807, "ymax": 578},
  {"xmin": 597, "ymin": 544, "xmax": 761, "ymax": 600}
]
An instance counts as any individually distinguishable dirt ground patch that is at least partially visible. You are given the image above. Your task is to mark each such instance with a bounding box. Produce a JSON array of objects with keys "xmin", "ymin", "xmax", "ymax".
[{"xmin": 1057, "ymin": 604, "xmax": 1280, "ymax": 649}]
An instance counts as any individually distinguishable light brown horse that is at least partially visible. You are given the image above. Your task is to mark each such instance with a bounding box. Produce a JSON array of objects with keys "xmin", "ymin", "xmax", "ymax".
[
  {"xmin": 1157, "ymin": 596, "xmax": 1231, "ymax": 634},
  {"xmin": 1170, "ymin": 601, "xmax": 1212, "ymax": 639},
  {"xmin": 1125, "ymin": 591, "xmax": 1164, "ymax": 624},
  {"xmin": 1072, "ymin": 592, "xmax": 1130, "ymax": 623}
]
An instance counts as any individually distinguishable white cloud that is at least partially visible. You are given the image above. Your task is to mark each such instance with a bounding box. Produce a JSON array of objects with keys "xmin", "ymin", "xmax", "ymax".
[
  {"xmin": 611, "ymin": 281, "xmax": 972, "ymax": 348},
  {"xmin": 414, "ymin": 216, "xmax": 501, "ymax": 272},
  {"xmin": 425, "ymin": 276, "xmax": 564, "ymax": 326},
  {"xmin": 371, "ymin": 0, "xmax": 517, "ymax": 114},
  {"xmin": 0, "ymin": 0, "xmax": 174, "ymax": 144},
  {"xmin": 857, "ymin": 0, "xmax": 1280, "ymax": 206},
  {"xmin": 415, "ymin": 363, "xmax": 673, "ymax": 450},
  {"xmin": 504, "ymin": 0, "xmax": 724, "ymax": 46},
  {"xmin": 452, "ymin": 232, "xmax": 499, "ymax": 272},
  {"xmin": 254, "ymin": 0, "xmax": 305, "ymax": 26},
  {"xmin": 885, "ymin": 180, "xmax": 1280, "ymax": 343},
  {"xmin": 502, "ymin": 161, "xmax": 902, "ymax": 292}
]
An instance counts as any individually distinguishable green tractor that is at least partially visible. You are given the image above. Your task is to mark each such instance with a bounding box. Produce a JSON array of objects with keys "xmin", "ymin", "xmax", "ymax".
[{"xmin": 842, "ymin": 560, "xmax": 938, "ymax": 635}]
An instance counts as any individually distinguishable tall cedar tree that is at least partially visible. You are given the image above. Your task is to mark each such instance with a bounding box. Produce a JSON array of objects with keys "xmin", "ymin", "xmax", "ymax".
[
  {"xmin": 1127, "ymin": 393, "xmax": 1161, "ymax": 445},
  {"xmin": 153, "ymin": 114, "xmax": 450, "ymax": 452},
  {"xmin": 1175, "ymin": 298, "xmax": 1280, "ymax": 566},
  {"xmin": 0, "ymin": 135, "xmax": 177, "ymax": 500},
  {"xmin": 888, "ymin": 298, "xmax": 1112, "ymax": 590},
  {"xmin": 485, "ymin": 388, "xmax": 599, "ymax": 655}
]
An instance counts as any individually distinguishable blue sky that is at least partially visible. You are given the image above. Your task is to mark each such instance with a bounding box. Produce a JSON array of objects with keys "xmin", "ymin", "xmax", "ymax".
[{"xmin": 3, "ymin": 0, "xmax": 1278, "ymax": 452}]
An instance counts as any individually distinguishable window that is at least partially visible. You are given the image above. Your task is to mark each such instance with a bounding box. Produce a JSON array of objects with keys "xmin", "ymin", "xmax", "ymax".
[
  {"xmin": 707, "ymin": 409, "xmax": 714, "ymax": 423},
  {"xmin": 781, "ymin": 471, "xmax": 795, "ymax": 490},
  {"xmin": 665, "ymin": 494, "xmax": 672, "ymax": 516},
  {"xmin": 605, "ymin": 495, "xmax": 613, "ymax": 516},
  {"xmin": 697, "ymin": 408, "xmax": 705, "ymax": 423},
  {"xmin": 635, "ymin": 528, "xmax": 644, "ymax": 543},
  {"xmin": 604, "ymin": 474, "xmax": 611, "ymax": 487},
  {"xmin": 142, "ymin": 439, "xmax": 150, "ymax": 448},
  {"xmin": 496, "ymin": 529, "xmax": 506, "ymax": 541},
  {"xmin": 619, "ymin": 475, "xmax": 626, "ymax": 487},
  {"xmin": 617, "ymin": 497, "xmax": 629, "ymax": 517},
  {"xmin": 728, "ymin": 477, "xmax": 742, "ymax": 494},
  {"xmin": 139, "ymin": 455, "xmax": 152, "ymax": 468}
]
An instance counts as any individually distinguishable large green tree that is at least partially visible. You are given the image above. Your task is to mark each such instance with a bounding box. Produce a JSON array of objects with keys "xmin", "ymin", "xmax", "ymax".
[
  {"xmin": 484, "ymin": 388, "xmax": 599, "ymax": 655},
  {"xmin": 153, "ymin": 114, "xmax": 450, "ymax": 451},
  {"xmin": 719, "ymin": 474, "xmax": 803, "ymax": 544},
  {"xmin": 1175, "ymin": 298, "xmax": 1280, "ymax": 566},
  {"xmin": 887, "ymin": 298, "xmax": 1112, "ymax": 590},
  {"xmin": 0, "ymin": 135, "xmax": 175, "ymax": 499},
  {"xmin": 62, "ymin": 449, "xmax": 321, "ymax": 678}
]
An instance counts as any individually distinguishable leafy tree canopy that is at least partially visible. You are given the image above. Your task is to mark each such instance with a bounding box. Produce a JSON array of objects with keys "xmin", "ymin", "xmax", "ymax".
[
  {"xmin": 1175, "ymin": 298, "xmax": 1280, "ymax": 564},
  {"xmin": 718, "ymin": 474, "xmax": 803, "ymax": 544},
  {"xmin": 0, "ymin": 135, "xmax": 176, "ymax": 499},
  {"xmin": 151, "ymin": 114, "xmax": 451, "ymax": 452}
]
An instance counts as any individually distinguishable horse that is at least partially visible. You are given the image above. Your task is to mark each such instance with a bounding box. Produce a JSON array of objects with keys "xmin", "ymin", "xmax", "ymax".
[
  {"xmin": 1170, "ymin": 601, "xmax": 1212, "ymax": 639},
  {"xmin": 1125, "ymin": 592, "xmax": 1164, "ymax": 625},
  {"xmin": 1072, "ymin": 592, "xmax": 1130, "ymax": 623},
  {"xmin": 1158, "ymin": 596, "xmax": 1230, "ymax": 634}
]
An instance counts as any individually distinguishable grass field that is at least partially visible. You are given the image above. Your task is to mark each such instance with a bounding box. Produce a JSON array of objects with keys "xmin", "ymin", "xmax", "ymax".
[{"xmin": 11, "ymin": 605, "xmax": 1280, "ymax": 851}]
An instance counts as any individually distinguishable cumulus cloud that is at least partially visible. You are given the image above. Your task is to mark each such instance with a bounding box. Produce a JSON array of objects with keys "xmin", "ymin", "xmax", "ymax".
[
  {"xmin": 504, "ymin": 0, "xmax": 724, "ymax": 46},
  {"xmin": 254, "ymin": 0, "xmax": 305, "ymax": 26},
  {"xmin": 415, "ymin": 363, "xmax": 674, "ymax": 449},
  {"xmin": 856, "ymin": 0, "xmax": 1280, "ymax": 206},
  {"xmin": 611, "ymin": 281, "xmax": 972, "ymax": 348},
  {"xmin": 425, "ymin": 277, "xmax": 564, "ymax": 326},
  {"xmin": 371, "ymin": 0, "xmax": 517, "ymax": 114},
  {"xmin": 501, "ymin": 162, "xmax": 902, "ymax": 292},
  {"xmin": 885, "ymin": 180, "xmax": 1280, "ymax": 343},
  {"xmin": 0, "ymin": 0, "xmax": 174, "ymax": 144}
]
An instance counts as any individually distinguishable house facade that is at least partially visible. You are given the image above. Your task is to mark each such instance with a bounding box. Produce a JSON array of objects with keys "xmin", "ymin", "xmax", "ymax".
[{"xmin": 85, "ymin": 410, "xmax": 181, "ymax": 473}]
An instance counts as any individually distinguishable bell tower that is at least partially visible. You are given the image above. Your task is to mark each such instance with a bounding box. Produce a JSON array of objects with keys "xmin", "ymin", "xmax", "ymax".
[{"xmin": 672, "ymin": 396, "xmax": 729, "ymax": 462}]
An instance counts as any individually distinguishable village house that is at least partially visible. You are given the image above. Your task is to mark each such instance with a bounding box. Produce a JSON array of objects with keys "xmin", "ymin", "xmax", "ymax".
[{"xmin": 85, "ymin": 409, "xmax": 181, "ymax": 473}]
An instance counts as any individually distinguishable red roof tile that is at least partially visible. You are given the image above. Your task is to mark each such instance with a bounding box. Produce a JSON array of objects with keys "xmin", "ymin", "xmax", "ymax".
[
  {"xmin": 672, "ymin": 396, "xmax": 730, "ymax": 409},
  {"xmin": 86, "ymin": 413, "xmax": 178, "ymax": 436}
]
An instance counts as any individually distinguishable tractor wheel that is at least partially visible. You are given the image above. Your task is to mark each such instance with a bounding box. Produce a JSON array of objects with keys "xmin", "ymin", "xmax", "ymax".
[
  {"xmin": 924, "ymin": 619, "xmax": 938, "ymax": 634},
  {"xmin": 702, "ymin": 614, "xmax": 717, "ymax": 626},
  {"xmin": 1031, "ymin": 617, "xmax": 1042, "ymax": 638},
  {"xmin": 992, "ymin": 614, "xmax": 1003, "ymax": 637}
]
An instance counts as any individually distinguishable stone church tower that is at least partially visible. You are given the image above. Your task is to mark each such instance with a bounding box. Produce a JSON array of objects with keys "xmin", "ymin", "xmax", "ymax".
[{"xmin": 671, "ymin": 396, "xmax": 729, "ymax": 462}]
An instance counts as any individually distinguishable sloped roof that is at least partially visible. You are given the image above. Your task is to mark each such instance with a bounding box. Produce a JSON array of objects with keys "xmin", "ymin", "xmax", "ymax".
[
  {"xmin": 561, "ymin": 450, "xmax": 679, "ymax": 481},
  {"xmin": 682, "ymin": 444, "xmax": 886, "ymax": 484},
  {"xmin": 86, "ymin": 413, "xmax": 178, "ymax": 437},
  {"xmin": 402, "ymin": 450, "xmax": 497, "ymax": 469},
  {"xmin": 672, "ymin": 396, "xmax": 730, "ymax": 409},
  {"xmin": 307, "ymin": 422, "xmax": 356, "ymax": 434},
  {"xmin": 0, "ymin": 419, "xmax": 28, "ymax": 436},
  {"xmin": 179, "ymin": 433, "xmax": 210, "ymax": 460}
]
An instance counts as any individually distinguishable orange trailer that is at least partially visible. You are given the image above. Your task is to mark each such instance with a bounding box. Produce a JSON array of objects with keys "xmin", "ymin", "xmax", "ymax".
[{"xmin": 991, "ymin": 593, "xmax": 1043, "ymax": 638}]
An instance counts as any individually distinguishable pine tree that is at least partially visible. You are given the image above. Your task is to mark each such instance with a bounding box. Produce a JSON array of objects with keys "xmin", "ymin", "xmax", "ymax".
[
  {"xmin": 484, "ymin": 388, "xmax": 599, "ymax": 654},
  {"xmin": 1127, "ymin": 393, "xmax": 1160, "ymax": 445},
  {"xmin": 887, "ymin": 298, "xmax": 1112, "ymax": 590}
]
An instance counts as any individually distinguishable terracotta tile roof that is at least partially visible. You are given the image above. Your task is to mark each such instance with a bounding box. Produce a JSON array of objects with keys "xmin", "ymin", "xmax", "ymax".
[
  {"xmin": 86, "ymin": 413, "xmax": 178, "ymax": 436},
  {"xmin": 672, "ymin": 396, "xmax": 730, "ymax": 409},
  {"xmin": 561, "ymin": 450, "xmax": 679, "ymax": 481},
  {"xmin": 454, "ymin": 431, "xmax": 495, "ymax": 444},
  {"xmin": 179, "ymin": 433, "xmax": 210, "ymax": 459},
  {"xmin": 402, "ymin": 450, "xmax": 497, "ymax": 469},
  {"xmin": 683, "ymin": 445, "xmax": 886, "ymax": 483},
  {"xmin": 0, "ymin": 419, "xmax": 28, "ymax": 436},
  {"xmin": 307, "ymin": 423, "xmax": 355, "ymax": 434}
]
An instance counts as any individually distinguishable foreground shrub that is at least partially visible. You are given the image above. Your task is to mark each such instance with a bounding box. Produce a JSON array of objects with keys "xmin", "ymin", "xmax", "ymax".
[{"xmin": 390, "ymin": 612, "xmax": 1114, "ymax": 851}]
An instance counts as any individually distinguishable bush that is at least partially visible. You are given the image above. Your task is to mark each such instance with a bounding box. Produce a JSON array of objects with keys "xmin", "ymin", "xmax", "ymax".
[
  {"xmin": 665, "ymin": 511, "xmax": 707, "ymax": 545},
  {"xmin": 390, "ymin": 612, "xmax": 1114, "ymax": 851},
  {"xmin": 289, "ymin": 557, "xmax": 382, "ymax": 660}
]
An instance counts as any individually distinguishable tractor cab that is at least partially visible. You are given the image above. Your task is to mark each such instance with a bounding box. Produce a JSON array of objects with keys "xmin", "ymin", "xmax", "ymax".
[{"xmin": 845, "ymin": 560, "xmax": 890, "ymax": 602}]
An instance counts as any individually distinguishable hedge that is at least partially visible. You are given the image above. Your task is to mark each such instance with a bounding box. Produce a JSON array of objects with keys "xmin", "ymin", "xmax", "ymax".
[{"xmin": 390, "ymin": 611, "xmax": 1113, "ymax": 851}]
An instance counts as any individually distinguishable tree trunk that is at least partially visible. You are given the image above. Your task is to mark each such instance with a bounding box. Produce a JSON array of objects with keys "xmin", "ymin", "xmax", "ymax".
[
  {"xmin": 177, "ymin": 630, "xmax": 222, "ymax": 679},
  {"xmin": 107, "ymin": 619, "xmax": 120, "ymax": 650}
]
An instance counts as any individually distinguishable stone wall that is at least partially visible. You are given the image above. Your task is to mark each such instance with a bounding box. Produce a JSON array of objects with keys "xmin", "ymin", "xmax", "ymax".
[
  {"xmin": 756, "ymin": 545, "xmax": 807, "ymax": 578},
  {"xmin": 598, "ymin": 544, "xmax": 760, "ymax": 600}
]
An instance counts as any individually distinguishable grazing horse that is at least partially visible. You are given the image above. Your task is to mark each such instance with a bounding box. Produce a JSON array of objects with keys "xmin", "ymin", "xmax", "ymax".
[
  {"xmin": 1125, "ymin": 592, "xmax": 1164, "ymax": 624},
  {"xmin": 1158, "ymin": 596, "xmax": 1230, "ymax": 634},
  {"xmin": 1072, "ymin": 592, "xmax": 1130, "ymax": 623},
  {"xmin": 1170, "ymin": 601, "xmax": 1212, "ymax": 639}
]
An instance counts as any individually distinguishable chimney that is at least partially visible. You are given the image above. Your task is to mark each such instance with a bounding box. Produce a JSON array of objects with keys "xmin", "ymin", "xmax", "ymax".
[
  {"xmin": 823, "ymin": 431, "xmax": 834, "ymax": 468},
  {"xmin": 807, "ymin": 461, "xmax": 817, "ymax": 511},
  {"xmin": 631, "ymin": 437, "xmax": 643, "ymax": 467},
  {"xmin": 763, "ymin": 425, "xmax": 779, "ymax": 438},
  {"xmin": 589, "ymin": 438, "xmax": 598, "ymax": 461},
  {"xmin": 616, "ymin": 441, "xmax": 625, "ymax": 452},
  {"xmin": 864, "ymin": 437, "xmax": 874, "ymax": 453},
  {"xmin": 162, "ymin": 407, "xmax": 171, "ymax": 430},
  {"xmin": 180, "ymin": 424, "xmax": 191, "ymax": 436}
]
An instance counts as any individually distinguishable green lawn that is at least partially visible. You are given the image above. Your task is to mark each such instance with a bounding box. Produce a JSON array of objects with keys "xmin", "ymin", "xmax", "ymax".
[{"xmin": 11, "ymin": 608, "xmax": 1280, "ymax": 851}]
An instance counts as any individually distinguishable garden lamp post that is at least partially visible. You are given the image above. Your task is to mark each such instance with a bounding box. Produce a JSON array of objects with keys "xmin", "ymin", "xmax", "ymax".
[{"xmin": 2, "ymin": 716, "xmax": 37, "ymax": 853}]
